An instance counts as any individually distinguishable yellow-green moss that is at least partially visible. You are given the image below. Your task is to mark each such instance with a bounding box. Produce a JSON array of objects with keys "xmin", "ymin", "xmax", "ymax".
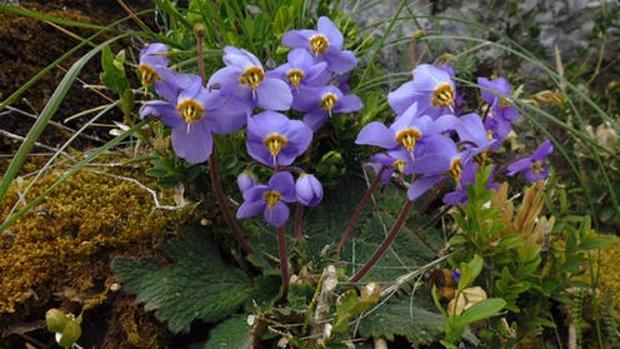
[
  {"xmin": 0, "ymin": 159, "xmax": 190, "ymax": 339},
  {"xmin": 596, "ymin": 236, "xmax": 620, "ymax": 321}
]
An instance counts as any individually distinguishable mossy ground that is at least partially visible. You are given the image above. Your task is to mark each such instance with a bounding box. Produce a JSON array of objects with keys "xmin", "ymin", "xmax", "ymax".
[
  {"xmin": 596, "ymin": 236, "xmax": 620, "ymax": 321},
  {"xmin": 0, "ymin": 156, "xmax": 191, "ymax": 348}
]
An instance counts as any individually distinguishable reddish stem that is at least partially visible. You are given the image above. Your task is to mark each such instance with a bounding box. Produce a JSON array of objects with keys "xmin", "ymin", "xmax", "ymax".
[
  {"xmin": 196, "ymin": 32, "xmax": 252, "ymax": 254},
  {"xmin": 277, "ymin": 226, "xmax": 290, "ymax": 293},
  {"xmin": 294, "ymin": 203, "xmax": 304, "ymax": 240},
  {"xmin": 337, "ymin": 166, "xmax": 386, "ymax": 253},
  {"xmin": 348, "ymin": 199, "xmax": 414, "ymax": 284},
  {"xmin": 208, "ymin": 151, "xmax": 254, "ymax": 254}
]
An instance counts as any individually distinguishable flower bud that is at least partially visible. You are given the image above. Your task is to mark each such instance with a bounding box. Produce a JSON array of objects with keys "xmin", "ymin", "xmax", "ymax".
[
  {"xmin": 193, "ymin": 23, "xmax": 206, "ymax": 39},
  {"xmin": 57, "ymin": 319, "xmax": 82, "ymax": 348},
  {"xmin": 295, "ymin": 174, "xmax": 323, "ymax": 207},
  {"xmin": 46, "ymin": 308, "xmax": 68, "ymax": 333},
  {"xmin": 237, "ymin": 170, "xmax": 258, "ymax": 193}
]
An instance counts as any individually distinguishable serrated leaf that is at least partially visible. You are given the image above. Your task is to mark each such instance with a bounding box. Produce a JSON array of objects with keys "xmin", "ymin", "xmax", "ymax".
[
  {"xmin": 456, "ymin": 298, "xmax": 506, "ymax": 326},
  {"xmin": 204, "ymin": 316, "xmax": 252, "ymax": 349},
  {"xmin": 111, "ymin": 228, "xmax": 251, "ymax": 333},
  {"xmin": 358, "ymin": 293, "xmax": 444, "ymax": 345}
]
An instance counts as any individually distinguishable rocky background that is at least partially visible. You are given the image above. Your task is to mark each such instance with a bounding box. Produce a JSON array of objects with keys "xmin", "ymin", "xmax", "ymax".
[{"xmin": 350, "ymin": 0, "xmax": 619, "ymax": 85}]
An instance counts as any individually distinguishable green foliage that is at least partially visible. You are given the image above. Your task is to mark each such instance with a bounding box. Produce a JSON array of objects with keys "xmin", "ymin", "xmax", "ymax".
[
  {"xmin": 333, "ymin": 287, "xmax": 379, "ymax": 333},
  {"xmin": 456, "ymin": 255, "xmax": 484, "ymax": 291},
  {"xmin": 358, "ymin": 293, "xmax": 444, "ymax": 345},
  {"xmin": 204, "ymin": 316, "xmax": 252, "ymax": 349},
  {"xmin": 111, "ymin": 228, "xmax": 251, "ymax": 333},
  {"xmin": 457, "ymin": 299, "xmax": 506, "ymax": 326},
  {"xmin": 99, "ymin": 46, "xmax": 129, "ymax": 95}
]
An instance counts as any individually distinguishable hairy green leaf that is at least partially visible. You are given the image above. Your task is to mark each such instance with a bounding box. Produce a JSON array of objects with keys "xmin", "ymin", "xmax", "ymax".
[
  {"xmin": 112, "ymin": 228, "xmax": 251, "ymax": 333},
  {"xmin": 204, "ymin": 316, "xmax": 252, "ymax": 349},
  {"xmin": 358, "ymin": 293, "xmax": 444, "ymax": 344}
]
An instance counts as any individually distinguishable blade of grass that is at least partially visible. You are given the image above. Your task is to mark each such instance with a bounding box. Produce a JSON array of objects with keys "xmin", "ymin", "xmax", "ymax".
[
  {"xmin": 152, "ymin": 0, "xmax": 192, "ymax": 30},
  {"xmin": 358, "ymin": 0, "xmax": 408, "ymax": 83},
  {"xmin": 5, "ymin": 102, "xmax": 119, "ymax": 218},
  {"xmin": 0, "ymin": 34, "xmax": 130, "ymax": 202},
  {"xmin": 0, "ymin": 10, "xmax": 154, "ymax": 113},
  {"xmin": 0, "ymin": 4, "xmax": 108, "ymax": 30},
  {"xmin": 0, "ymin": 120, "xmax": 147, "ymax": 232}
]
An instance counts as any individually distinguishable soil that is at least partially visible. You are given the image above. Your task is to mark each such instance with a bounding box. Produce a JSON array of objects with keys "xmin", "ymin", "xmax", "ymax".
[{"xmin": 0, "ymin": 0, "xmax": 152, "ymax": 155}]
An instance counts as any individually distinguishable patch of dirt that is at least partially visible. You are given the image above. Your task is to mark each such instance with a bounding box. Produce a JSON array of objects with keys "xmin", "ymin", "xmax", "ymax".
[{"xmin": 0, "ymin": 1, "xmax": 152, "ymax": 154}]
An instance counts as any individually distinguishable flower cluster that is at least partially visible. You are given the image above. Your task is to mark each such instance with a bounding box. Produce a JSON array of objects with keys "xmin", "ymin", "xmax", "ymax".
[
  {"xmin": 357, "ymin": 64, "xmax": 553, "ymax": 205},
  {"xmin": 139, "ymin": 17, "xmax": 362, "ymax": 227}
]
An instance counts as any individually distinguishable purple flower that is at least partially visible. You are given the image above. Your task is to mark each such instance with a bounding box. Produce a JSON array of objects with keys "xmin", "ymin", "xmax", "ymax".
[
  {"xmin": 407, "ymin": 135, "xmax": 464, "ymax": 201},
  {"xmin": 295, "ymin": 174, "xmax": 324, "ymax": 207},
  {"xmin": 282, "ymin": 16, "xmax": 357, "ymax": 74},
  {"xmin": 455, "ymin": 113, "xmax": 495, "ymax": 163},
  {"xmin": 443, "ymin": 161, "xmax": 499, "ymax": 205},
  {"xmin": 140, "ymin": 72, "xmax": 249, "ymax": 164},
  {"xmin": 507, "ymin": 140, "xmax": 553, "ymax": 182},
  {"xmin": 236, "ymin": 171, "xmax": 297, "ymax": 227},
  {"xmin": 356, "ymin": 103, "xmax": 458, "ymax": 157},
  {"xmin": 246, "ymin": 111, "xmax": 313, "ymax": 168},
  {"xmin": 237, "ymin": 170, "xmax": 258, "ymax": 193},
  {"xmin": 138, "ymin": 43, "xmax": 169, "ymax": 86},
  {"xmin": 477, "ymin": 77, "xmax": 520, "ymax": 151},
  {"xmin": 333, "ymin": 73, "xmax": 351, "ymax": 94},
  {"xmin": 366, "ymin": 149, "xmax": 414, "ymax": 185},
  {"xmin": 268, "ymin": 49, "xmax": 330, "ymax": 89},
  {"xmin": 293, "ymin": 85, "xmax": 363, "ymax": 130},
  {"xmin": 477, "ymin": 77, "xmax": 519, "ymax": 123},
  {"xmin": 452, "ymin": 269, "xmax": 461, "ymax": 283},
  {"xmin": 484, "ymin": 115, "xmax": 512, "ymax": 151},
  {"xmin": 388, "ymin": 64, "xmax": 456, "ymax": 118},
  {"xmin": 208, "ymin": 46, "xmax": 293, "ymax": 111}
]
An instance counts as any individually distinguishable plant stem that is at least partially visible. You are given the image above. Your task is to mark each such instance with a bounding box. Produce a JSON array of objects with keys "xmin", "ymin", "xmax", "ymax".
[
  {"xmin": 277, "ymin": 226, "xmax": 290, "ymax": 293},
  {"xmin": 294, "ymin": 203, "xmax": 304, "ymax": 240},
  {"xmin": 194, "ymin": 25, "xmax": 207, "ymax": 85},
  {"xmin": 209, "ymin": 151, "xmax": 254, "ymax": 254},
  {"xmin": 337, "ymin": 166, "xmax": 386, "ymax": 253},
  {"xmin": 348, "ymin": 199, "xmax": 414, "ymax": 284},
  {"xmin": 194, "ymin": 26, "xmax": 252, "ymax": 254}
]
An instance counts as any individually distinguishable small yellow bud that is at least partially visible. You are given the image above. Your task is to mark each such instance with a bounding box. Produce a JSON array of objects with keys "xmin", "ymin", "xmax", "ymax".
[
  {"xmin": 46, "ymin": 308, "xmax": 68, "ymax": 333},
  {"xmin": 194, "ymin": 23, "xmax": 206, "ymax": 38},
  {"xmin": 57, "ymin": 319, "xmax": 82, "ymax": 348}
]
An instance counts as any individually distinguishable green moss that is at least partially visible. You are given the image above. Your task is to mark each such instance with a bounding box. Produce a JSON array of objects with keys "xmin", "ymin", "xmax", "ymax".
[
  {"xmin": 0, "ymin": 159, "xmax": 190, "ymax": 346},
  {"xmin": 597, "ymin": 236, "xmax": 620, "ymax": 321}
]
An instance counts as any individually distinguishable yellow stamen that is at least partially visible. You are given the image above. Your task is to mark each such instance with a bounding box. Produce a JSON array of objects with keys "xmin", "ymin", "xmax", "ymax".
[
  {"xmin": 531, "ymin": 161, "xmax": 544, "ymax": 174},
  {"xmin": 395, "ymin": 128, "xmax": 422, "ymax": 153},
  {"xmin": 286, "ymin": 69, "xmax": 305, "ymax": 87},
  {"xmin": 240, "ymin": 65, "xmax": 265, "ymax": 90},
  {"xmin": 263, "ymin": 133, "xmax": 288, "ymax": 165},
  {"xmin": 138, "ymin": 64, "xmax": 160, "ymax": 86},
  {"xmin": 177, "ymin": 99, "xmax": 205, "ymax": 129},
  {"xmin": 264, "ymin": 190, "xmax": 282, "ymax": 209},
  {"xmin": 486, "ymin": 129, "xmax": 494, "ymax": 141},
  {"xmin": 449, "ymin": 158, "xmax": 462, "ymax": 181},
  {"xmin": 320, "ymin": 93, "xmax": 338, "ymax": 116},
  {"xmin": 474, "ymin": 151, "xmax": 488, "ymax": 165},
  {"xmin": 393, "ymin": 160, "xmax": 406, "ymax": 174},
  {"xmin": 309, "ymin": 34, "xmax": 329, "ymax": 55},
  {"xmin": 432, "ymin": 83, "xmax": 455, "ymax": 107}
]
